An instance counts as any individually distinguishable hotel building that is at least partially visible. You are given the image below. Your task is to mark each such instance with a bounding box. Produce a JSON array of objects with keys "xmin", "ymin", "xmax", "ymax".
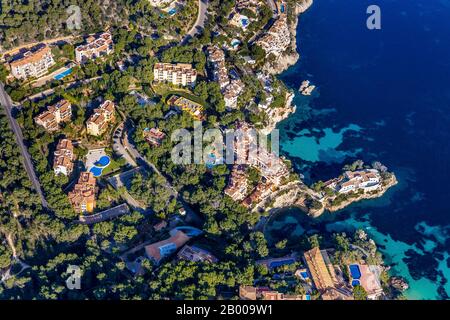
[
  {"xmin": 9, "ymin": 45, "xmax": 55, "ymax": 80},
  {"xmin": 153, "ymin": 63, "xmax": 197, "ymax": 87}
]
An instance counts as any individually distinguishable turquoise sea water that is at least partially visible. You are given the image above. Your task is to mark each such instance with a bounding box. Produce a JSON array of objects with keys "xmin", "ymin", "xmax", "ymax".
[{"xmin": 275, "ymin": 0, "xmax": 450, "ymax": 299}]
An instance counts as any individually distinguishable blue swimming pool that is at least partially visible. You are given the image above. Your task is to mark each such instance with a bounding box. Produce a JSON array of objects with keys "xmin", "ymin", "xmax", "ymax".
[
  {"xmin": 54, "ymin": 68, "xmax": 73, "ymax": 80},
  {"xmin": 89, "ymin": 155, "xmax": 111, "ymax": 177},
  {"xmin": 349, "ymin": 264, "xmax": 362, "ymax": 280},
  {"xmin": 352, "ymin": 279, "xmax": 361, "ymax": 287},
  {"xmin": 269, "ymin": 259, "xmax": 295, "ymax": 269},
  {"xmin": 168, "ymin": 8, "xmax": 177, "ymax": 16},
  {"xmin": 90, "ymin": 166, "xmax": 103, "ymax": 177},
  {"xmin": 300, "ymin": 271, "xmax": 309, "ymax": 279},
  {"xmin": 95, "ymin": 156, "xmax": 111, "ymax": 167}
]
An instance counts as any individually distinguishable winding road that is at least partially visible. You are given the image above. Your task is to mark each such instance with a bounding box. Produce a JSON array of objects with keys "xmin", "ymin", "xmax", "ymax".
[
  {"xmin": 181, "ymin": 0, "xmax": 209, "ymax": 45},
  {"xmin": 0, "ymin": 82, "xmax": 48, "ymax": 208}
]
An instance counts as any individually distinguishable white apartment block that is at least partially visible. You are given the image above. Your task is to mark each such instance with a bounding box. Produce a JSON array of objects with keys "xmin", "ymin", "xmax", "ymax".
[
  {"xmin": 338, "ymin": 169, "xmax": 381, "ymax": 194},
  {"xmin": 75, "ymin": 32, "xmax": 114, "ymax": 64},
  {"xmin": 9, "ymin": 45, "xmax": 55, "ymax": 80},
  {"xmin": 153, "ymin": 63, "xmax": 197, "ymax": 87}
]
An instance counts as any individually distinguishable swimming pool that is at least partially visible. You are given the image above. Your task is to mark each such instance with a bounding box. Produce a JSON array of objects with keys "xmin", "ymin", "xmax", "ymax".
[
  {"xmin": 349, "ymin": 264, "xmax": 362, "ymax": 280},
  {"xmin": 54, "ymin": 68, "xmax": 73, "ymax": 80},
  {"xmin": 168, "ymin": 8, "xmax": 177, "ymax": 16},
  {"xmin": 95, "ymin": 156, "xmax": 111, "ymax": 167},
  {"xmin": 89, "ymin": 155, "xmax": 111, "ymax": 177},
  {"xmin": 351, "ymin": 279, "xmax": 361, "ymax": 287}
]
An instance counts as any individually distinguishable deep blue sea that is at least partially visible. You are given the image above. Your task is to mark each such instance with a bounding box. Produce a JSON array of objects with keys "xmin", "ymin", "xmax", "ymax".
[{"xmin": 276, "ymin": 0, "xmax": 450, "ymax": 299}]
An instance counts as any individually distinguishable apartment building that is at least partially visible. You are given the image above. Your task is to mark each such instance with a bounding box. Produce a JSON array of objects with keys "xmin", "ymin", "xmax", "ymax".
[
  {"xmin": 34, "ymin": 99, "xmax": 72, "ymax": 132},
  {"xmin": 239, "ymin": 286, "xmax": 306, "ymax": 300},
  {"xmin": 68, "ymin": 172, "xmax": 97, "ymax": 214},
  {"xmin": 75, "ymin": 32, "xmax": 114, "ymax": 64},
  {"xmin": 256, "ymin": 16, "xmax": 291, "ymax": 57},
  {"xmin": 207, "ymin": 46, "xmax": 230, "ymax": 89},
  {"xmin": 9, "ymin": 45, "xmax": 55, "ymax": 80},
  {"xmin": 86, "ymin": 100, "xmax": 116, "ymax": 136},
  {"xmin": 206, "ymin": 46, "xmax": 244, "ymax": 110},
  {"xmin": 53, "ymin": 139, "xmax": 74, "ymax": 176},
  {"xmin": 153, "ymin": 63, "xmax": 197, "ymax": 87},
  {"xmin": 223, "ymin": 79, "xmax": 244, "ymax": 110},
  {"xmin": 232, "ymin": 121, "xmax": 289, "ymax": 185}
]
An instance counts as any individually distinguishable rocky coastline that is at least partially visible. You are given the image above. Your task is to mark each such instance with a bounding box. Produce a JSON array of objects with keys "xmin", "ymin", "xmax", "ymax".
[{"xmin": 264, "ymin": 0, "xmax": 314, "ymax": 75}]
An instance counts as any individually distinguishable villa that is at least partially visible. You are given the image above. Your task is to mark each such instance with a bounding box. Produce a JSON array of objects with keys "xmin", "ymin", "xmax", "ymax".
[
  {"xmin": 153, "ymin": 63, "xmax": 197, "ymax": 87},
  {"xmin": 337, "ymin": 169, "xmax": 381, "ymax": 194},
  {"xmin": 9, "ymin": 44, "xmax": 55, "ymax": 80},
  {"xmin": 229, "ymin": 12, "xmax": 251, "ymax": 30},
  {"xmin": 53, "ymin": 139, "xmax": 74, "ymax": 176},
  {"xmin": 75, "ymin": 32, "xmax": 114, "ymax": 64},
  {"xmin": 167, "ymin": 95, "xmax": 205, "ymax": 120},
  {"xmin": 145, "ymin": 229, "xmax": 191, "ymax": 264},
  {"xmin": 68, "ymin": 172, "xmax": 97, "ymax": 214},
  {"xmin": 143, "ymin": 128, "xmax": 166, "ymax": 147},
  {"xmin": 34, "ymin": 99, "xmax": 72, "ymax": 132},
  {"xmin": 177, "ymin": 245, "xmax": 218, "ymax": 263},
  {"xmin": 148, "ymin": 0, "xmax": 176, "ymax": 7},
  {"xmin": 86, "ymin": 100, "xmax": 116, "ymax": 136}
]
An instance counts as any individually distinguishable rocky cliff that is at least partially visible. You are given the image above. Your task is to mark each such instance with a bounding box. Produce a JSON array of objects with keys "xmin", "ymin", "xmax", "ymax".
[{"xmin": 264, "ymin": 0, "xmax": 314, "ymax": 75}]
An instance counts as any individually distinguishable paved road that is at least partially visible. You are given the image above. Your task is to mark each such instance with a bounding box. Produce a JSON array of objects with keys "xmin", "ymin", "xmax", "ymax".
[
  {"xmin": 112, "ymin": 122, "xmax": 137, "ymax": 167},
  {"xmin": 181, "ymin": 0, "xmax": 209, "ymax": 45},
  {"xmin": 0, "ymin": 82, "xmax": 48, "ymax": 208}
]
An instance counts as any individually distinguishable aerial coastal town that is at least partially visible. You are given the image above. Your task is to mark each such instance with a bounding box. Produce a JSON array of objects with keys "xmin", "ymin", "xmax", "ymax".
[{"xmin": 0, "ymin": 0, "xmax": 407, "ymax": 301}]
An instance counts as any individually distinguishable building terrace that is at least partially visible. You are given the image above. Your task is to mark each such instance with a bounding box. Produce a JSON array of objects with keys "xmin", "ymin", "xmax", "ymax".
[
  {"xmin": 75, "ymin": 32, "xmax": 114, "ymax": 63},
  {"xmin": 9, "ymin": 44, "xmax": 55, "ymax": 80},
  {"xmin": 34, "ymin": 99, "xmax": 72, "ymax": 132},
  {"xmin": 153, "ymin": 63, "xmax": 197, "ymax": 87},
  {"xmin": 167, "ymin": 95, "xmax": 205, "ymax": 120},
  {"xmin": 68, "ymin": 172, "xmax": 97, "ymax": 214},
  {"xmin": 86, "ymin": 100, "xmax": 116, "ymax": 136},
  {"xmin": 53, "ymin": 138, "xmax": 74, "ymax": 176}
]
